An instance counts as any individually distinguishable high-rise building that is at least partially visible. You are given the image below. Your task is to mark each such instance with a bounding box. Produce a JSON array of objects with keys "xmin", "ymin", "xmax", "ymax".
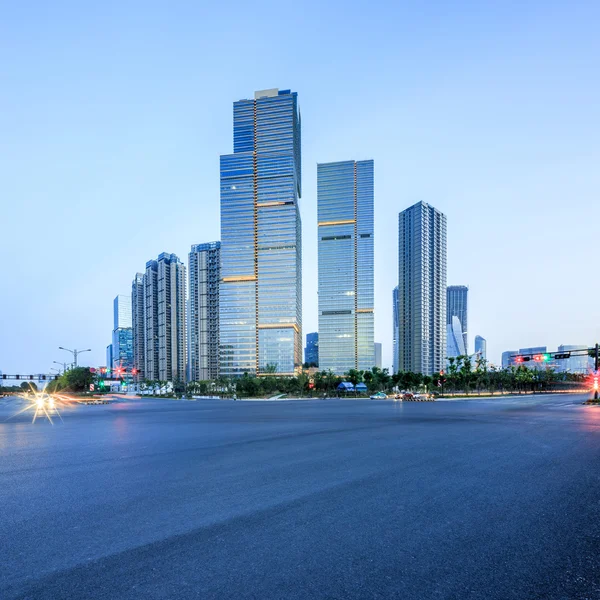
[
  {"xmin": 114, "ymin": 295, "xmax": 132, "ymax": 330},
  {"xmin": 446, "ymin": 286, "xmax": 468, "ymax": 359},
  {"xmin": 392, "ymin": 286, "xmax": 399, "ymax": 373},
  {"xmin": 188, "ymin": 242, "xmax": 221, "ymax": 381},
  {"xmin": 447, "ymin": 316, "xmax": 466, "ymax": 359},
  {"xmin": 141, "ymin": 253, "xmax": 186, "ymax": 382},
  {"xmin": 474, "ymin": 335, "xmax": 487, "ymax": 361},
  {"xmin": 111, "ymin": 295, "xmax": 133, "ymax": 371},
  {"xmin": 317, "ymin": 160, "xmax": 374, "ymax": 375},
  {"xmin": 397, "ymin": 201, "xmax": 447, "ymax": 375},
  {"xmin": 131, "ymin": 273, "xmax": 145, "ymax": 380},
  {"xmin": 219, "ymin": 88, "xmax": 302, "ymax": 377},
  {"xmin": 374, "ymin": 343, "xmax": 382, "ymax": 369},
  {"xmin": 112, "ymin": 327, "xmax": 133, "ymax": 370},
  {"xmin": 106, "ymin": 344, "xmax": 113, "ymax": 371},
  {"xmin": 304, "ymin": 332, "xmax": 319, "ymax": 366}
]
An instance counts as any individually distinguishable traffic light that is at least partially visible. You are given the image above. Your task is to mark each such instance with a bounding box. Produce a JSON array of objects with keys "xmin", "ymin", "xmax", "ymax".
[
  {"xmin": 131, "ymin": 368, "xmax": 138, "ymax": 376},
  {"xmin": 542, "ymin": 354, "xmax": 551, "ymax": 362},
  {"xmin": 554, "ymin": 353, "xmax": 571, "ymax": 360}
]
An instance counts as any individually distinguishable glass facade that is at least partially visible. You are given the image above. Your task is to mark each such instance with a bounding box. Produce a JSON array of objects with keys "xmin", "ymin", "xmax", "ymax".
[
  {"xmin": 474, "ymin": 335, "xmax": 487, "ymax": 361},
  {"xmin": 446, "ymin": 285, "xmax": 468, "ymax": 358},
  {"xmin": 398, "ymin": 201, "xmax": 447, "ymax": 375},
  {"xmin": 317, "ymin": 160, "xmax": 374, "ymax": 375},
  {"xmin": 112, "ymin": 327, "xmax": 133, "ymax": 370},
  {"xmin": 304, "ymin": 332, "xmax": 319, "ymax": 366},
  {"xmin": 220, "ymin": 88, "xmax": 302, "ymax": 377},
  {"xmin": 114, "ymin": 294, "xmax": 132, "ymax": 330}
]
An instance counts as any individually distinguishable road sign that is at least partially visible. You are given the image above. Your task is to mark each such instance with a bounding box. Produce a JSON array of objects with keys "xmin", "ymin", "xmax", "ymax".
[{"xmin": 89, "ymin": 384, "xmax": 95, "ymax": 392}]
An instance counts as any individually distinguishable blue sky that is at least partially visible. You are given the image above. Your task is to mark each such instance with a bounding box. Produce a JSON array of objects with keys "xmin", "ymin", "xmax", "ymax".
[{"xmin": 1, "ymin": 0, "xmax": 599, "ymax": 372}]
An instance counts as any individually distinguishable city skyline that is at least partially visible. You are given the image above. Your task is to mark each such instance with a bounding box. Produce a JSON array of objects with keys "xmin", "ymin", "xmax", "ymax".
[{"xmin": 2, "ymin": 2, "xmax": 599, "ymax": 372}]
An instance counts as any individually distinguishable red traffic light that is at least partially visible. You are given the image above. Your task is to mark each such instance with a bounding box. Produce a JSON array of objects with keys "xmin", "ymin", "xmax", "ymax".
[
  {"xmin": 131, "ymin": 368, "xmax": 138, "ymax": 375},
  {"xmin": 515, "ymin": 356, "xmax": 524, "ymax": 363}
]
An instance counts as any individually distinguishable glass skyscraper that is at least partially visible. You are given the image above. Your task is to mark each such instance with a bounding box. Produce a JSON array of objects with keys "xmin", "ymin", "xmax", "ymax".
[
  {"xmin": 188, "ymin": 241, "xmax": 221, "ymax": 381},
  {"xmin": 474, "ymin": 335, "xmax": 487, "ymax": 361},
  {"xmin": 397, "ymin": 201, "xmax": 447, "ymax": 375},
  {"xmin": 446, "ymin": 285, "xmax": 468, "ymax": 359},
  {"xmin": 317, "ymin": 160, "xmax": 374, "ymax": 375},
  {"xmin": 219, "ymin": 88, "xmax": 302, "ymax": 377},
  {"xmin": 112, "ymin": 294, "xmax": 133, "ymax": 371}
]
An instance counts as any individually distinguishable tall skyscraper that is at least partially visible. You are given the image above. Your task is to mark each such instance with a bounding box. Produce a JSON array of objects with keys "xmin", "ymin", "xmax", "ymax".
[
  {"xmin": 392, "ymin": 286, "xmax": 399, "ymax": 373},
  {"xmin": 131, "ymin": 273, "xmax": 145, "ymax": 380},
  {"xmin": 474, "ymin": 335, "xmax": 487, "ymax": 361},
  {"xmin": 304, "ymin": 332, "xmax": 319, "ymax": 366},
  {"xmin": 106, "ymin": 344, "xmax": 113, "ymax": 370},
  {"xmin": 141, "ymin": 253, "xmax": 186, "ymax": 382},
  {"xmin": 112, "ymin": 295, "xmax": 133, "ymax": 371},
  {"xmin": 188, "ymin": 242, "xmax": 221, "ymax": 381},
  {"xmin": 397, "ymin": 201, "xmax": 447, "ymax": 375},
  {"xmin": 220, "ymin": 88, "xmax": 302, "ymax": 377},
  {"xmin": 446, "ymin": 286, "xmax": 468, "ymax": 359},
  {"xmin": 502, "ymin": 350, "xmax": 517, "ymax": 369},
  {"xmin": 317, "ymin": 160, "xmax": 374, "ymax": 375}
]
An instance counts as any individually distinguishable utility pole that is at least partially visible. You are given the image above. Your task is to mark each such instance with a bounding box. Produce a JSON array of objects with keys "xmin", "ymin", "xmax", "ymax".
[
  {"xmin": 59, "ymin": 347, "xmax": 91, "ymax": 368},
  {"xmin": 595, "ymin": 343, "xmax": 599, "ymax": 401}
]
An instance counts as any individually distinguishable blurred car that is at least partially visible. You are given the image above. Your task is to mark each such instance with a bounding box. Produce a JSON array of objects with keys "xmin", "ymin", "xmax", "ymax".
[
  {"xmin": 402, "ymin": 392, "xmax": 415, "ymax": 400},
  {"xmin": 370, "ymin": 391, "xmax": 388, "ymax": 399}
]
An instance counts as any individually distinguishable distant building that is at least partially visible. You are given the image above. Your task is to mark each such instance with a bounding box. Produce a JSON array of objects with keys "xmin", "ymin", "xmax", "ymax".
[
  {"xmin": 106, "ymin": 344, "xmax": 113, "ymax": 371},
  {"xmin": 392, "ymin": 286, "xmax": 399, "ymax": 373},
  {"xmin": 446, "ymin": 286, "xmax": 468, "ymax": 359},
  {"xmin": 374, "ymin": 343, "xmax": 382, "ymax": 369},
  {"xmin": 398, "ymin": 201, "xmax": 447, "ymax": 375},
  {"xmin": 304, "ymin": 332, "xmax": 319, "ymax": 366},
  {"xmin": 188, "ymin": 242, "xmax": 221, "ymax": 381},
  {"xmin": 317, "ymin": 159, "xmax": 375, "ymax": 375},
  {"xmin": 139, "ymin": 253, "xmax": 186, "ymax": 382},
  {"xmin": 447, "ymin": 315, "xmax": 466, "ymax": 359},
  {"xmin": 112, "ymin": 295, "xmax": 133, "ymax": 371},
  {"xmin": 474, "ymin": 335, "xmax": 487, "ymax": 361},
  {"xmin": 502, "ymin": 350, "xmax": 517, "ymax": 369},
  {"xmin": 556, "ymin": 344, "xmax": 592, "ymax": 374},
  {"xmin": 131, "ymin": 274, "xmax": 145, "ymax": 380}
]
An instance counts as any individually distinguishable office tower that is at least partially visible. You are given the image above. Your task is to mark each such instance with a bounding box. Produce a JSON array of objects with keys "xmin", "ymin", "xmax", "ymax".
[
  {"xmin": 114, "ymin": 295, "xmax": 132, "ymax": 330},
  {"xmin": 447, "ymin": 316, "xmax": 466, "ymax": 360},
  {"xmin": 392, "ymin": 286, "xmax": 399, "ymax": 373},
  {"xmin": 397, "ymin": 201, "xmax": 447, "ymax": 375},
  {"xmin": 111, "ymin": 295, "xmax": 133, "ymax": 371},
  {"xmin": 374, "ymin": 343, "xmax": 382, "ymax": 369},
  {"xmin": 317, "ymin": 160, "xmax": 374, "ymax": 375},
  {"xmin": 220, "ymin": 88, "xmax": 302, "ymax": 377},
  {"xmin": 446, "ymin": 286, "xmax": 468, "ymax": 359},
  {"xmin": 502, "ymin": 350, "xmax": 517, "ymax": 369},
  {"xmin": 475, "ymin": 335, "xmax": 487, "ymax": 361},
  {"xmin": 556, "ymin": 344, "xmax": 592, "ymax": 374},
  {"xmin": 132, "ymin": 274, "xmax": 145, "ymax": 379},
  {"xmin": 142, "ymin": 253, "xmax": 186, "ymax": 382},
  {"xmin": 304, "ymin": 332, "xmax": 319, "ymax": 366},
  {"xmin": 106, "ymin": 344, "xmax": 113, "ymax": 370},
  {"xmin": 188, "ymin": 242, "xmax": 221, "ymax": 381}
]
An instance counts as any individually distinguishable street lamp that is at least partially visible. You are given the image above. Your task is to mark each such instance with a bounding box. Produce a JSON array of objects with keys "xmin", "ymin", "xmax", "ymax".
[
  {"xmin": 53, "ymin": 360, "xmax": 68, "ymax": 373},
  {"xmin": 58, "ymin": 347, "xmax": 91, "ymax": 368}
]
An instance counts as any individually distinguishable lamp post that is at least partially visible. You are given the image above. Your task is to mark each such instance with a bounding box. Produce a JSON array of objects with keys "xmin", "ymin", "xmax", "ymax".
[
  {"xmin": 53, "ymin": 361, "xmax": 68, "ymax": 373},
  {"xmin": 58, "ymin": 347, "xmax": 91, "ymax": 369}
]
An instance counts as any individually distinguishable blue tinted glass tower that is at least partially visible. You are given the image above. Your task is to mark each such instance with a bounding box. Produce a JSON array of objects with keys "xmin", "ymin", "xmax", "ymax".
[
  {"xmin": 317, "ymin": 160, "xmax": 374, "ymax": 375},
  {"xmin": 220, "ymin": 89, "xmax": 302, "ymax": 377}
]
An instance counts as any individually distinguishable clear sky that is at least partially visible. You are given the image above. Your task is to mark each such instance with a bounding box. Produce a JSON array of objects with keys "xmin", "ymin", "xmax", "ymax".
[{"xmin": 1, "ymin": 0, "xmax": 599, "ymax": 373}]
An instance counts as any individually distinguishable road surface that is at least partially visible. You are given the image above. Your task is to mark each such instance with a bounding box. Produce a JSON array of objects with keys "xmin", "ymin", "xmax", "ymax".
[{"xmin": 1, "ymin": 393, "xmax": 600, "ymax": 599}]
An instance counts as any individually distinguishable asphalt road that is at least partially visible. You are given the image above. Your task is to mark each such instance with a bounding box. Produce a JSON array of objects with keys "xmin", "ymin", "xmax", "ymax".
[{"xmin": 2, "ymin": 393, "xmax": 600, "ymax": 600}]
